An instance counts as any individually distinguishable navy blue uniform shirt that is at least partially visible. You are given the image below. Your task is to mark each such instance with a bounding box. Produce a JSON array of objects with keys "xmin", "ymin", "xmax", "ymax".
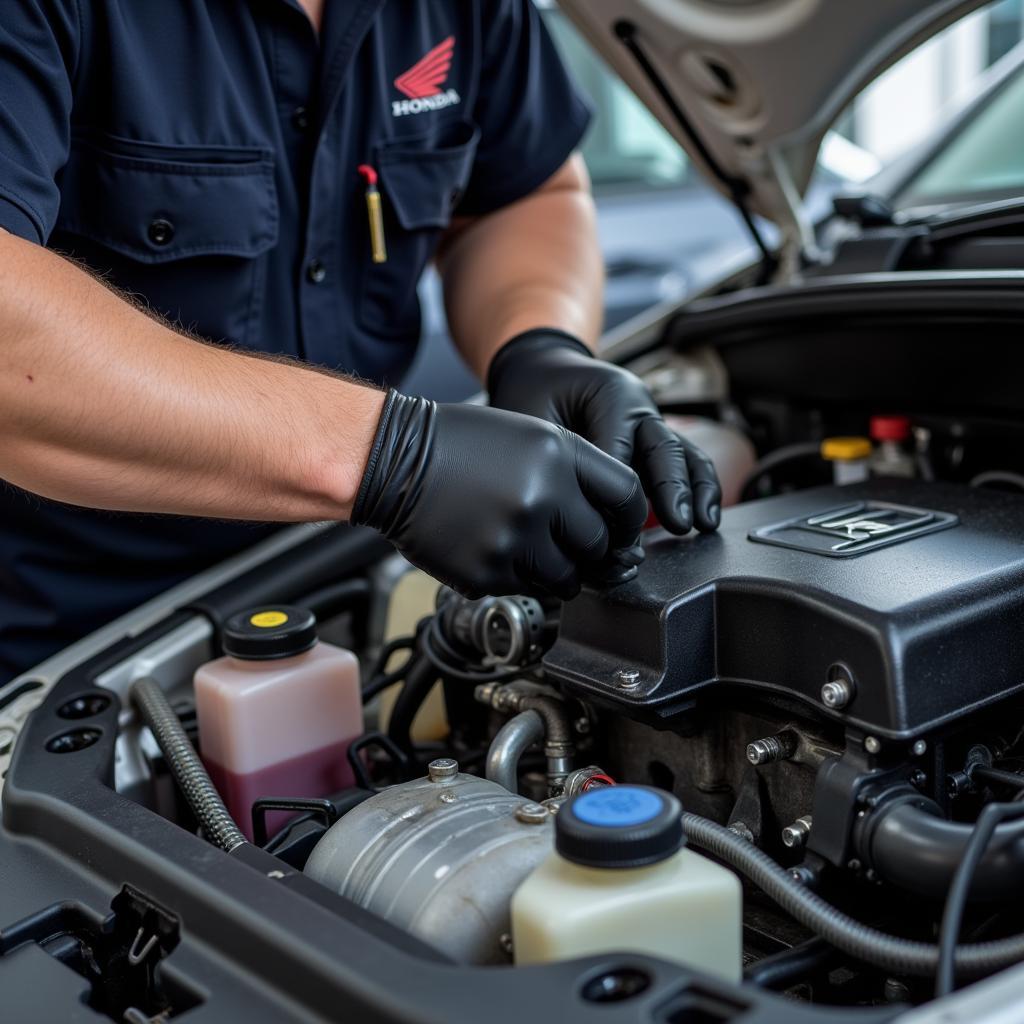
[{"xmin": 0, "ymin": 0, "xmax": 590, "ymax": 680}]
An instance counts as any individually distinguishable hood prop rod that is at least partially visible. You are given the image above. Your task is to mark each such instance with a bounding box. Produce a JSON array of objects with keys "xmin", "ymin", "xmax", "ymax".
[{"xmin": 614, "ymin": 20, "xmax": 777, "ymax": 283}]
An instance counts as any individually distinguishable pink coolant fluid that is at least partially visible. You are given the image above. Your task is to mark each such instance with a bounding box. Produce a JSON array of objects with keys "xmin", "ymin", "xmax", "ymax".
[{"xmin": 194, "ymin": 605, "xmax": 362, "ymax": 841}]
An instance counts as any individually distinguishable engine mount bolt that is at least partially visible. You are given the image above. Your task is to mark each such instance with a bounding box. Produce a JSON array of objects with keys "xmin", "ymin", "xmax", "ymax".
[
  {"xmin": 912, "ymin": 739, "xmax": 927, "ymax": 756},
  {"xmin": 428, "ymin": 758, "xmax": 459, "ymax": 782},
  {"xmin": 884, "ymin": 978, "xmax": 911, "ymax": 1004},
  {"xmin": 612, "ymin": 669, "xmax": 641, "ymax": 690},
  {"xmin": 781, "ymin": 815, "xmax": 813, "ymax": 848},
  {"xmin": 821, "ymin": 679, "xmax": 852, "ymax": 709},
  {"xmin": 728, "ymin": 821, "xmax": 755, "ymax": 842},
  {"xmin": 746, "ymin": 731, "xmax": 797, "ymax": 766},
  {"xmin": 515, "ymin": 801, "xmax": 550, "ymax": 825},
  {"xmin": 864, "ymin": 736, "xmax": 882, "ymax": 754},
  {"xmin": 790, "ymin": 865, "xmax": 817, "ymax": 886}
]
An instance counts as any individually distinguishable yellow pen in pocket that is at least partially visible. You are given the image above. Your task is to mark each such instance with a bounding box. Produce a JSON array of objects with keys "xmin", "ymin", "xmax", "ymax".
[{"xmin": 357, "ymin": 164, "xmax": 387, "ymax": 264}]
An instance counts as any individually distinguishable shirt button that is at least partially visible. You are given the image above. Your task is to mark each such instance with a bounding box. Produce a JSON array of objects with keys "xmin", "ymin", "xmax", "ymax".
[
  {"xmin": 306, "ymin": 259, "xmax": 326, "ymax": 284},
  {"xmin": 148, "ymin": 218, "xmax": 175, "ymax": 246},
  {"xmin": 291, "ymin": 106, "xmax": 310, "ymax": 132}
]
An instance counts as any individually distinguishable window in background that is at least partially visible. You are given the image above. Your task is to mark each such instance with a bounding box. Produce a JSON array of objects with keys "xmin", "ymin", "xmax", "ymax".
[
  {"xmin": 848, "ymin": 0, "xmax": 1023, "ymax": 165},
  {"xmin": 988, "ymin": 0, "xmax": 1024, "ymax": 62},
  {"xmin": 544, "ymin": 12, "xmax": 690, "ymax": 192},
  {"xmin": 897, "ymin": 60, "xmax": 1024, "ymax": 204}
]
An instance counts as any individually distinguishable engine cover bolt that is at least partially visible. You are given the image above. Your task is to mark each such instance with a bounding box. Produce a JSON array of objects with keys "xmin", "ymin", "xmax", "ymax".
[
  {"xmin": 912, "ymin": 739, "xmax": 927, "ymax": 756},
  {"xmin": 746, "ymin": 731, "xmax": 797, "ymax": 766},
  {"xmin": 910, "ymin": 769, "xmax": 927, "ymax": 788},
  {"xmin": 515, "ymin": 801, "xmax": 550, "ymax": 824},
  {"xmin": 428, "ymin": 758, "xmax": 459, "ymax": 782},
  {"xmin": 781, "ymin": 815, "xmax": 813, "ymax": 848},
  {"xmin": 820, "ymin": 679, "xmax": 852, "ymax": 709},
  {"xmin": 864, "ymin": 736, "xmax": 882, "ymax": 754},
  {"xmin": 612, "ymin": 669, "xmax": 641, "ymax": 690}
]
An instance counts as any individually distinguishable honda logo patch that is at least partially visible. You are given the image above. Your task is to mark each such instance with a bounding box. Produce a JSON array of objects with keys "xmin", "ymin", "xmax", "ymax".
[{"xmin": 392, "ymin": 36, "xmax": 461, "ymax": 117}]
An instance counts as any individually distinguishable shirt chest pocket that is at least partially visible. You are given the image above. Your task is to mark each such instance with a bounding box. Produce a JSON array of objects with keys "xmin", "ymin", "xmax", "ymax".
[
  {"xmin": 358, "ymin": 120, "xmax": 479, "ymax": 341},
  {"xmin": 53, "ymin": 137, "xmax": 278, "ymax": 349}
]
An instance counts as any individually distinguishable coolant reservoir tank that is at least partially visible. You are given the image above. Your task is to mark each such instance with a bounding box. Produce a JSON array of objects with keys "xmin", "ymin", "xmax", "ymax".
[
  {"xmin": 194, "ymin": 606, "xmax": 363, "ymax": 841},
  {"xmin": 511, "ymin": 786, "xmax": 742, "ymax": 980}
]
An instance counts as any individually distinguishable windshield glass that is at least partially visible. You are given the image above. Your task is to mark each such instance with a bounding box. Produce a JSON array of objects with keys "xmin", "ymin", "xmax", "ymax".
[
  {"xmin": 895, "ymin": 52, "xmax": 1024, "ymax": 206},
  {"xmin": 836, "ymin": 0, "xmax": 1024, "ymax": 209}
]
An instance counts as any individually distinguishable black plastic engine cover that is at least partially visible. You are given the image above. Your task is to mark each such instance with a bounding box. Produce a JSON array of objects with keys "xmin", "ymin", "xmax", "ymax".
[{"xmin": 546, "ymin": 480, "xmax": 1024, "ymax": 738}]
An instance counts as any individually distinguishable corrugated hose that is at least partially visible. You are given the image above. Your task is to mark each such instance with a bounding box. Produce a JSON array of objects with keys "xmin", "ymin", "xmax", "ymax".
[
  {"xmin": 131, "ymin": 676, "xmax": 247, "ymax": 853},
  {"xmin": 682, "ymin": 811, "xmax": 1024, "ymax": 978}
]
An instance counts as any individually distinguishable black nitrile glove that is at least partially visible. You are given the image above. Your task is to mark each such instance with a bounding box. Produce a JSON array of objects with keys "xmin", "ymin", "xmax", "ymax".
[
  {"xmin": 352, "ymin": 390, "xmax": 649, "ymax": 600},
  {"xmin": 488, "ymin": 328, "xmax": 722, "ymax": 534}
]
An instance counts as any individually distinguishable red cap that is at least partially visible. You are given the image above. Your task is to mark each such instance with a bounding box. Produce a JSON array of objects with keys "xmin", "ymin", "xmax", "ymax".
[
  {"xmin": 870, "ymin": 415, "xmax": 911, "ymax": 443},
  {"xmin": 356, "ymin": 164, "xmax": 378, "ymax": 187}
]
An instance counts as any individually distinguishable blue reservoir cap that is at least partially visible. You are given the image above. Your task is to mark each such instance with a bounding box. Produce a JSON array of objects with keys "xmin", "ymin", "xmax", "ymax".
[
  {"xmin": 573, "ymin": 787, "xmax": 665, "ymax": 828},
  {"xmin": 556, "ymin": 785, "xmax": 684, "ymax": 869}
]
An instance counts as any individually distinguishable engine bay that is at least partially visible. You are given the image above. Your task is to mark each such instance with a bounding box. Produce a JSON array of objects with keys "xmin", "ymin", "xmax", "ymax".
[{"xmin": 5, "ymin": 409, "xmax": 1024, "ymax": 1023}]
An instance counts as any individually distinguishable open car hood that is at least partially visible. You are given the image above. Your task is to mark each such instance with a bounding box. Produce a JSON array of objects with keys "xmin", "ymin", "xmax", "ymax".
[{"xmin": 559, "ymin": 0, "xmax": 989, "ymax": 268}]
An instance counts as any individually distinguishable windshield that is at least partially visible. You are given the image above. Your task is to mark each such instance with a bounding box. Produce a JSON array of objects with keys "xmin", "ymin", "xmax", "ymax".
[
  {"xmin": 895, "ymin": 53, "xmax": 1024, "ymax": 206},
  {"xmin": 836, "ymin": 0, "xmax": 1024, "ymax": 210}
]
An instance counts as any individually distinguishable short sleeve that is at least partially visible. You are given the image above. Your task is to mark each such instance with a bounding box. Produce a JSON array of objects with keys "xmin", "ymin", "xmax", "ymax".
[
  {"xmin": 0, "ymin": 1, "xmax": 79, "ymax": 243},
  {"xmin": 457, "ymin": 0, "xmax": 592, "ymax": 216}
]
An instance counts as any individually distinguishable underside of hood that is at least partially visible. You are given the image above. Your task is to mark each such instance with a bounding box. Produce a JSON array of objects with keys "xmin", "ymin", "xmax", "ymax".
[{"xmin": 559, "ymin": 0, "xmax": 989, "ymax": 271}]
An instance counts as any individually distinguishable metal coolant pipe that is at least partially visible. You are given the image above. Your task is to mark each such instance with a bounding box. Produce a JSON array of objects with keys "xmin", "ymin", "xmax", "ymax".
[
  {"xmin": 131, "ymin": 676, "xmax": 247, "ymax": 853},
  {"xmin": 485, "ymin": 709, "xmax": 544, "ymax": 795}
]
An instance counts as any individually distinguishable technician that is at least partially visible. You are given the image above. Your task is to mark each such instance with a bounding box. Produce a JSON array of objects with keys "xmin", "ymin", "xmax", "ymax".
[{"xmin": 0, "ymin": 0, "xmax": 721, "ymax": 681}]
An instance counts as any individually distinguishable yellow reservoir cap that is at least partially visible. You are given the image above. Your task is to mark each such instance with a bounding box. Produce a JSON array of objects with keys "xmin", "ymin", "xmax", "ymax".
[
  {"xmin": 821, "ymin": 437, "xmax": 872, "ymax": 461},
  {"xmin": 250, "ymin": 610, "xmax": 289, "ymax": 628}
]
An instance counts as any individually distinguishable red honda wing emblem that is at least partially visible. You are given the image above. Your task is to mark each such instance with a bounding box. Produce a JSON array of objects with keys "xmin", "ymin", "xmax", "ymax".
[{"xmin": 394, "ymin": 36, "xmax": 455, "ymax": 100}]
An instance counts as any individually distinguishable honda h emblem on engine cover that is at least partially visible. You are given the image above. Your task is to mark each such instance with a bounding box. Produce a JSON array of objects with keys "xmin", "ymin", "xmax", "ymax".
[{"xmin": 748, "ymin": 501, "xmax": 958, "ymax": 557}]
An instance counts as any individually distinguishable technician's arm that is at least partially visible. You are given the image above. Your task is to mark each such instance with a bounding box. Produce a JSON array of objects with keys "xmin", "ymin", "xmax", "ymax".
[
  {"xmin": 438, "ymin": 153, "xmax": 602, "ymax": 377},
  {"xmin": 0, "ymin": 228, "xmax": 384, "ymax": 521},
  {"xmin": 0, "ymin": 228, "xmax": 648, "ymax": 600}
]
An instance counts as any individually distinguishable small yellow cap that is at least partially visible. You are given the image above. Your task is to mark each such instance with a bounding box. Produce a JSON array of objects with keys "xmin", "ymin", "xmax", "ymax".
[
  {"xmin": 249, "ymin": 610, "xmax": 289, "ymax": 628},
  {"xmin": 821, "ymin": 437, "xmax": 872, "ymax": 461}
]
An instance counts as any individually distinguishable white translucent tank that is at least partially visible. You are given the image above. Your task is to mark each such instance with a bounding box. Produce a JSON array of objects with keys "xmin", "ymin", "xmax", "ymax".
[{"xmin": 511, "ymin": 786, "xmax": 742, "ymax": 980}]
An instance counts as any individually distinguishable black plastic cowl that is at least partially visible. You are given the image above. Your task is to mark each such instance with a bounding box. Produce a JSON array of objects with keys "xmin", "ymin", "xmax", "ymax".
[{"xmin": 556, "ymin": 785, "xmax": 685, "ymax": 869}]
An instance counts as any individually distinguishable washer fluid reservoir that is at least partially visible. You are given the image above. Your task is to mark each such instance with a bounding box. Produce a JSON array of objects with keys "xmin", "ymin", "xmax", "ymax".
[{"xmin": 511, "ymin": 786, "xmax": 742, "ymax": 980}]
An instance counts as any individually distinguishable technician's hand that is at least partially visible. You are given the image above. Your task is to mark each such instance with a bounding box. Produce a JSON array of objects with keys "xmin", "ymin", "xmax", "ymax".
[
  {"xmin": 487, "ymin": 329, "xmax": 722, "ymax": 534},
  {"xmin": 351, "ymin": 391, "xmax": 649, "ymax": 600}
]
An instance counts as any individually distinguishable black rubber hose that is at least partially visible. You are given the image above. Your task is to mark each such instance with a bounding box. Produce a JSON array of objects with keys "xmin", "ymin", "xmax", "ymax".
[
  {"xmin": 297, "ymin": 577, "xmax": 370, "ymax": 620},
  {"xmin": 861, "ymin": 797, "xmax": 1024, "ymax": 901},
  {"xmin": 744, "ymin": 938, "xmax": 838, "ymax": 990},
  {"xmin": 386, "ymin": 644, "xmax": 440, "ymax": 758},
  {"xmin": 936, "ymin": 801, "xmax": 1024, "ymax": 996},
  {"xmin": 131, "ymin": 677, "xmax": 247, "ymax": 853},
  {"xmin": 682, "ymin": 811, "xmax": 1024, "ymax": 978}
]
